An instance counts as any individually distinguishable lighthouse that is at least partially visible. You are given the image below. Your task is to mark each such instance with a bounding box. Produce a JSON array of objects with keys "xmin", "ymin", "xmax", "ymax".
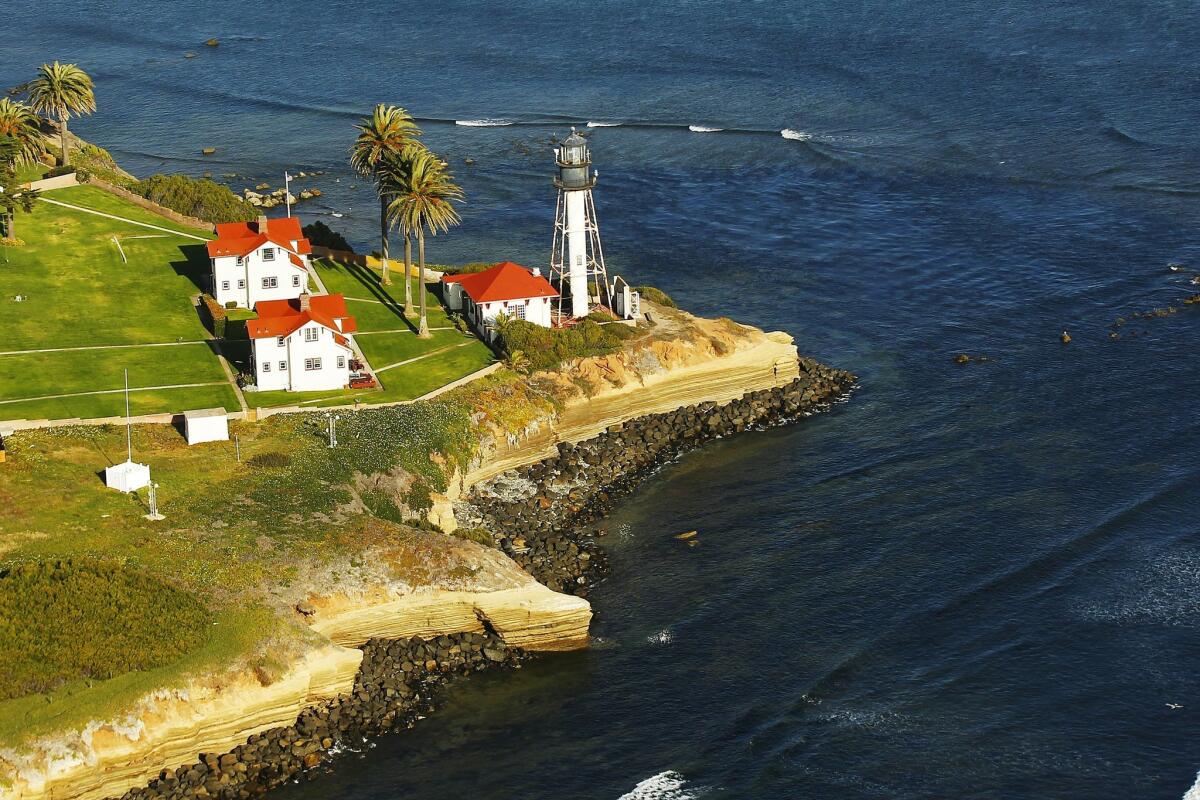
[{"xmin": 550, "ymin": 129, "xmax": 610, "ymax": 319}]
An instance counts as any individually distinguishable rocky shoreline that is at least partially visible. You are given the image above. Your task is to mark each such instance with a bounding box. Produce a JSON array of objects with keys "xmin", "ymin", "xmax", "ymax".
[
  {"xmin": 459, "ymin": 357, "xmax": 857, "ymax": 597},
  {"xmin": 112, "ymin": 356, "xmax": 855, "ymax": 800},
  {"xmin": 120, "ymin": 632, "xmax": 526, "ymax": 800}
]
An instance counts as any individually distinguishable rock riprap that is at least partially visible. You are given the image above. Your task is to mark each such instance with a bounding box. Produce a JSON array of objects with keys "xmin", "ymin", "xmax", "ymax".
[{"xmin": 460, "ymin": 358, "xmax": 856, "ymax": 596}]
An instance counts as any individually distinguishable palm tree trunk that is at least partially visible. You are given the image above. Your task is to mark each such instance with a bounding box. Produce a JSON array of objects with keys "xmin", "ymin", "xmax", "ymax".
[
  {"xmin": 403, "ymin": 229, "xmax": 414, "ymax": 316},
  {"xmin": 417, "ymin": 228, "xmax": 430, "ymax": 338},
  {"xmin": 3, "ymin": 211, "xmax": 13, "ymax": 240},
  {"xmin": 59, "ymin": 117, "xmax": 70, "ymax": 167},
  {"xmin": 379, "ymin": 198, "xmax": 391, "ymax": 285}
]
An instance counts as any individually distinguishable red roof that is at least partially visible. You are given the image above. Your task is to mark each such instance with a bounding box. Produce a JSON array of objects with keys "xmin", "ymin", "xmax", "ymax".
[
  {"xmin": 442, "ymin": 261, "xmax": 558, "ymax": 303},
  {"xmin": 246, "ymin": 293, "xmax": 358, "ymax": 342},
  {"xmin": 207, "ymin": 216, "xmax": 312, "ymax": 260}
]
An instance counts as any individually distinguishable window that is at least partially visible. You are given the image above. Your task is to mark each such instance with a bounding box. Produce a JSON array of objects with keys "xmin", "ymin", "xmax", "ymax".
[
  {"xmin": 237, "ymin": 279, "xmax": 246, "ymax": 289},
  {"xmin": 220, "ymin": 280, "xmax": 230, "ymax": 291},
  {"xmin": 276, "ymin": 336, "xmax": 285, "ymax": 347},
  {"xmin": 513, "ymin": 302, "xmax": 526, "ymax": 320},
  {"xmin": 262, "ymin": 276, "xmax": 278, "ymax": 289},
  {"xmin": 262, "ymin": 361, "xmax": 271, "ymax": 373},
  {"xmin": 304, "ymin": 357, "xmax": 322, "ymax": 371},
  {"xmin": 262, "ymin": 248, "xmax": 275, "ymax": 262},
  {"xmin": 337, "ymin": 355, "xmax": 345, "ymax": 369},
  {"xmin": 292, "ymin": 275, "xmax": 302, "ymax": 288},
  {"xmin": 304, "ymin": 328, "xmax": 319, "ymax": 343},
  {"xmin": 279, "ymin": 361, "xmax": 287, "ymax": 371},
  {"xmin": 236, "ymin": 256, "xmax": 245, "ymax": 267}
]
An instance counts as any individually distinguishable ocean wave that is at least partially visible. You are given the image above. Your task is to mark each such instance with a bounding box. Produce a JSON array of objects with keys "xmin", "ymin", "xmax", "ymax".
[
  {"xmin": 455, "ymin": 119, "xmax": 514, "ymax": 127},
  {"xmin": 587, "ymin": 121, "xmax": 623, "ymax": 127},
  {"xmin": 647, "ymin": 629, "xmax": 672, "ymax": 645},
  {"xmin": 618, "ymin": 771, "xmax": 698, "ymax": 800},
  {"xmin": 1183, "ymin": 770, "xmax": 1200, "ymax": 800},
  {"xmin": 688, "ymin": 125, "xmax": 724, "ymax": 133},
  {"xmin": 781, "ymin": 129, "xmax": 813, "ymax": 141}
]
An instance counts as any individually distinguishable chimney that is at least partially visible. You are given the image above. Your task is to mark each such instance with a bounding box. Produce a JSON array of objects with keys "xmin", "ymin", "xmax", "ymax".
[
  {"xmin": 299, "ymin": 292, "xmax": 311, "ymax": 311},
  {"xmin": 257, "ymin": 214, "xmax": 269, "ymax": 233},
  {"xmin": 531, "ymin": 267, "xmax": 541, "ymax": 277}
]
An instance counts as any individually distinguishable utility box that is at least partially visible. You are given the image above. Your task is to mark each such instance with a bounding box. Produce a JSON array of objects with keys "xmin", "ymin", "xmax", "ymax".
[
  {"xmin": 105, "ymin": 460, "xmax": 151, "ymax": 493},
  {"xmin": 183, "ymin": 408, "xmax": 229, "ymax": 445}
]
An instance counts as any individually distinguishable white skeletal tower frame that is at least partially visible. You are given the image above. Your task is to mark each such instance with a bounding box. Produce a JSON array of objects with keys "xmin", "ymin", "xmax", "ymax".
[{"xmin": 550, "ymin": 129, "xmax": 611, "ymax": 319}]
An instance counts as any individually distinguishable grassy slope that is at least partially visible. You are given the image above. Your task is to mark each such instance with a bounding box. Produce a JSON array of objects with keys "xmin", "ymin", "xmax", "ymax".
[{"xmin": 0, "ymin": 186, "xmax": 237, "ymax": 420}]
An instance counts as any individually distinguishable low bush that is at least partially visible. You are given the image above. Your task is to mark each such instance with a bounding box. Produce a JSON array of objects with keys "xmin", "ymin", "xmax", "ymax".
[
  {"xmin": 46, "ymin": 164, "xmax": 75, "ymax": 178},
  {"xmin": 497, "ymin": 317, "xmax": 636, "ymax": 372},
  {"xmin": 450, "ymin": 262, "xmax": 496, "ymax": 275},
  {"xmin": 302, "ymin": 220, "xmax": 353, "ymax": 252},
  {"xmin": 635, "ymin": 285, "xmax": 677, "ymax": 308},
  {"xmin": 131, "ymin": 174, "xmax": 257, "ymax": 224},
  {"xmin": 247, "ymin": 451, "xmax": 291, "ymax": 468},
  {"xmin": 0, "ymin": 559, "xmax": 210, "ymax": 700}
]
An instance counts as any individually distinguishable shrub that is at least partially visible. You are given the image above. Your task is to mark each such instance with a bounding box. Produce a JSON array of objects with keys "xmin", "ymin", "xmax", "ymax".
[
  {"xmin": 200, "ymin": 293, "xmax": 227, "ymax": 338},
  {"xmin": 0, "ymin": 559, "xmax": 210, "ymax": 700},
  {"xmin": 497, "ymin": 318, "xmax": 635, "ymax": 372},
  {"xmin": 450, "ymin": 262, "xmax": 496, "ymax": 276},
  {"xmin": 46, "ymin": 164, "xmax": 75, "ymax": 178},
  {"xmin": 302, "ymin": 220, "xmax": 353, "ymax": 252},
  {"xmin": 131, "ymin": 174, "xmax": 257, "ymax": 223},
  {"xmin": 452, "ymin": 527, "xmax": 494, "ymax": 546},
  {"xmin": 247, "ymin": 451, "xmax": 291, "ymax": 468},
  {"xmin": 636, "ymin": 285, "xmax": 676, "ymax": 308}
]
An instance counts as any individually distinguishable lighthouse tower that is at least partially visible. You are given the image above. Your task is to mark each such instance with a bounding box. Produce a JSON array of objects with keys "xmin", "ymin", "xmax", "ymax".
[{"xmin": 550, "ymin": 129, "xmax": 610, "ymax": 319}]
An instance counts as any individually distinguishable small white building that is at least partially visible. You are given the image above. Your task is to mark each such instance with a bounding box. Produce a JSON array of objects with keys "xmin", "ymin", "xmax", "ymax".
[
  {"xmin": 182, "ymin": 408, "xmax": 229, "ymax": 445},
  {"xmin": 441, "ymin": 261, "xmax": 558, "ymax": 342},
  {"xmin": 207, "ymin": 215, "xmax": 313, "ymax": 309},
  {"xmin": 247, "ymin": 293, "xmax": 358, "ymax": 392},
  {"xmin": 105, "ymin": 460, "xmax": 150, "ymax": 493}
]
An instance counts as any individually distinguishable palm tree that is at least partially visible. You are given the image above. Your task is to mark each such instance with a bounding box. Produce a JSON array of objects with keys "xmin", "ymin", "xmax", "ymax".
[
  {"xmin": 388, "ymin": 149, "xmax": 464, "ymax": 338},
  {"xmin": 0, "ymin": 99, "xmax": 44, "ymax": 167},
  {"xmin": 377, "ymin": 143, "xmax": 424, "ymax": 316},
  {"xmin": 350, "ymin": 104, "xmax": 420, "ymax": 291},
  {"xmin": 27, "ymin": 62, "xmax": 95, "ymax": 167},
  {"xmin": 0, "ymin": 137, "xmax": 39, "ymax": 240}
]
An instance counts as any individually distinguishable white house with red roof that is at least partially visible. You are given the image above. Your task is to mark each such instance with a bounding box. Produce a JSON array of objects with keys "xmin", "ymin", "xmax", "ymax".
[
  {"xmin": 246, "ymin": 293, "xmax": 358, "ymax": 392},
  {"xmin": 207, "ymin": 214, "xmax": 313, "ymax": 309},
  {"xmin": 441, "ymin": 261, "xmax": 558, "ymax": 341}
]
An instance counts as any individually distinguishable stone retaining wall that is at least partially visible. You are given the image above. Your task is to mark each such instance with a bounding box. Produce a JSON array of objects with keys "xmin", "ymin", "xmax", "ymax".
[
  {"xmin": 460, "ymin": 356, "xmax": 857, "ymax": 596},
  {"xmin": 119, "ymin": 632, "xmax": 524, "ymax": 800}
]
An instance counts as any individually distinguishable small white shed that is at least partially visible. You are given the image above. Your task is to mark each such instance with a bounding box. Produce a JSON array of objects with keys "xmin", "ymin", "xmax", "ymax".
[
  {"xmin": 183, "ymin": 408, "xmax": 229, "ymax": 445},
  {"xmin": 105, "ymin": 460, "xmax": 151, "ymax": 493}
]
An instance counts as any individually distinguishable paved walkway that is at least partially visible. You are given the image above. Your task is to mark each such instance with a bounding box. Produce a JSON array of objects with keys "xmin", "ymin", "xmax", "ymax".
[
  {"xmin": 0, "ymin": 381, "xmax": 227, "ymax": 406},
  {"xmin": 37, "ymin": 197, "xmax": 210, "ymax": 241},
  {"xmin": 0, "ymin": 340, "xmax": 208, "ymax": 357},
  {"xmin": 353, "ymin": 326, "xmax": 454, "ymax": 336}
]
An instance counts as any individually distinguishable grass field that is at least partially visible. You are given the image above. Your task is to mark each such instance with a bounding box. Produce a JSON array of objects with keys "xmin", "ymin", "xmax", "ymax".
[
  {"xmin": 241, "ymin": 258, "xmax": 495, "ymax": 409},
  {"xmin": 0, "ymin": 185, "xmax": 239, "ymax": 422}
]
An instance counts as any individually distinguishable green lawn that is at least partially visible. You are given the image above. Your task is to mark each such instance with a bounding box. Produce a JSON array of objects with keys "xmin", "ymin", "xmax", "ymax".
[
  {"xmin": 16, "ymin": 162, "xmax": 48, "ymax": 184},
  {"xmin": 0, "ymin": 186, "xmax": 237, "ymax": 421},
  {"xmin": 243, "ymin": 259, "xmax": 495, "ymax": 408}
]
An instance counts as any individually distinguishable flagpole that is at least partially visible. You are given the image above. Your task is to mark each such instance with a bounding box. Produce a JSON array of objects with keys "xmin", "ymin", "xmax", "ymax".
[
  {"xmin": 285, "ymin": 171, "xmax": 292, "ymax": 218},
  {"xmin": 124, "ymin": 368, "xmax": 132, "ymax": 462}
]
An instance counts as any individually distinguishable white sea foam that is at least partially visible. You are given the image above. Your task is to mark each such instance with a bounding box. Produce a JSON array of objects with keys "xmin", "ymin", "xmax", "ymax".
[
  {"xmin": 781, "ymin": 128, "xmax": 813, "ymax": 141},
  {"xmin": 618, "ymin": 771, "xmax": 697, "ymax": 800},
  {"xmin": 1182, "ymin": 770, "xmax": 1200, "ymax": 800},
  {"xmin": 688, "ymin": 125, "xmax": 723, "ymax": 132},
  {"xmin": 587, "ymin": 121, "xmax": 622, "ymax": 127},
  {"xmin": 455, "ymin": 119, "xmax": 513, "ymax": 127},
  {"xmin": 647, "ymin": 629, "xmax": 672, "ymax": 645}
]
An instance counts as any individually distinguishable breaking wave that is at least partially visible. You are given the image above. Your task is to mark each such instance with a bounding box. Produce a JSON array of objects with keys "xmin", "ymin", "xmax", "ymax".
[
  {"xmin": 688, "ymin": 125, "xmax": 724, "ymax": 132},
  {"xmin": 618, "ymin": 771, "xmax": 698, "ymax": 800},
  {"xmin": 587, "ymin": 121, "xmax": 623, "ymax": 127},
  {"xmin": 455, "ymin": 119, "xmax": 514, "ymax": 127},
  {"xmin": 781, "ymin": 128, "xmax": 813, "ymax": 141},
  {"xmin": 647, "ymin": 629, "xmax": 672, "ymax": 645}
]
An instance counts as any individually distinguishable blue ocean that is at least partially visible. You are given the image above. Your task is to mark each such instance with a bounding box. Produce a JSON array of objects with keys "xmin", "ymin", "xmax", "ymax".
[{"xmin": 5, "ymin": 1, "xmax": 1200, "ymax": 797}]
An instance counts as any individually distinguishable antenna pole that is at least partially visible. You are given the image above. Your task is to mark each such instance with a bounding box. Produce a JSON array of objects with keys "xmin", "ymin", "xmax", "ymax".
[{"xmin": 124, "ymin": 368, "xmax": 132, "ymax": 462}]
